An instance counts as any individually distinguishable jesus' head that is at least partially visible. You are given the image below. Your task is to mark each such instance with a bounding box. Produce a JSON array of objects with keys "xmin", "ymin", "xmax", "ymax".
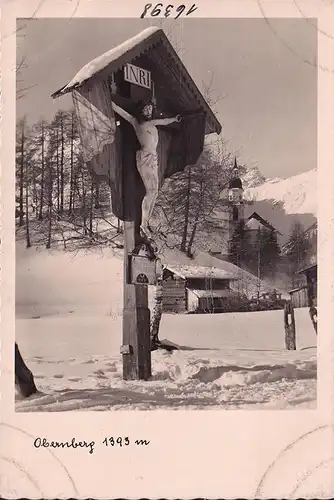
[{"xmin": 137, "ymin": 101, "xmax": 154, "ymax": 121}]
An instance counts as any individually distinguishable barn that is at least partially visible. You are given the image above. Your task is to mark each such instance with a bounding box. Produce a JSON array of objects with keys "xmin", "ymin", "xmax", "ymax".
[
  {"xmin": 162, "ymin": 264, "xmax": 238, "ymax": 313},
  {"xmin": 297, "ymin": 262, "xmax": 317, "ymax": 307},
  {"xmin": 288, "ymin": 261, "xmax": 317, "ymax": 310},
  {"xmin": 288, "ymin": 286, "xmax": 309, "ymax": 308}
]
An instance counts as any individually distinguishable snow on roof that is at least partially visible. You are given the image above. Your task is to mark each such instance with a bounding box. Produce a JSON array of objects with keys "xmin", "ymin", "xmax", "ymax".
[
  {"xmin": 187, "ymin": 289, "xmax": 237, "ymax": 299},
  {"xmin": 247, "ymin": 212, "xmax": 277, "ymax": 232},
  {"xmin": 288, "ymin": 286, "xmax": 307, "ymax": 294},
  {"xmin": 158, "ymin": 244, "xmax": 286, "ymax": 298},
  {"xmin": 165, "ymin": 264, "xmax": 237, "ymax": 280},
  {"xmin": 245, "ymin": 218, "xmax": 263, "ymax": 231},
  {"xmin": 64, "ymin": 27, "xmax": 160, "ymax": 91}
]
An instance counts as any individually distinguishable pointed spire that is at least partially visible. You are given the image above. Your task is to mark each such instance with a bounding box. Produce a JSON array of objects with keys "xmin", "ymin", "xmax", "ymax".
[
  {"xmin": 232, "ymin": 157, "xmax": 239, "ymax": 178},
  {"xmin": 229, "ymin": 156, "xmax": 243, "ymax": 190}
]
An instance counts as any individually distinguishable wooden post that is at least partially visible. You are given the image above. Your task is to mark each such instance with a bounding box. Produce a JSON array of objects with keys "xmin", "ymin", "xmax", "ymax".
[
  {"xmin": 309, "ymin": 306, "xmax": 317, "ymax": 334},
  {"xmin": 121, "ymin": 121, "xmax": 152, "ymax": 380},
  {"xmin": 284, "ymin": 301, "xmax": 296, "ymax": 350},
  {"xmin": 15, "ymin": 343, "xmax": 37, "ymax": 398}
]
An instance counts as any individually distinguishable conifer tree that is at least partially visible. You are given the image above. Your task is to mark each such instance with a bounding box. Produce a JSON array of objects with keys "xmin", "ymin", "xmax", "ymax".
[{"xmin": 286, "ymin": 221, "xmax": 311, "ymax": 285}]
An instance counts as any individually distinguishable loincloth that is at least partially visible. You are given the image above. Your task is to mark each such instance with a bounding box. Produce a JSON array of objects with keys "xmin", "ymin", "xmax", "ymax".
[{"xmin": 136, "ymin": 150, "xmax": 159, "ymax": 190}]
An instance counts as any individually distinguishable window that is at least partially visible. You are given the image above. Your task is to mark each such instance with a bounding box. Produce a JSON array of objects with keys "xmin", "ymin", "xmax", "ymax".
[{"xmin": 232, "ymin": 206, "xmax": 239, "ymax": 221}]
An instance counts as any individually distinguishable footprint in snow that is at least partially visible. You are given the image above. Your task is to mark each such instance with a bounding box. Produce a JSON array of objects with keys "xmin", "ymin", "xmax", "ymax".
[
  {"xmin": 92, "ymin": 369, "xmax": 108, "ymax": 379},
  {"xmin": 105, "ymin": 366, "xmax": 117, "ymax": 373}
]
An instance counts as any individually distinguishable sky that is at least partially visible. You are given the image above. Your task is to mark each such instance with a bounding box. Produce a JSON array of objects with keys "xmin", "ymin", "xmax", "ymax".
[{"xmin": 16, "ymin": 18, "xmax": 317, "ymax": 179}]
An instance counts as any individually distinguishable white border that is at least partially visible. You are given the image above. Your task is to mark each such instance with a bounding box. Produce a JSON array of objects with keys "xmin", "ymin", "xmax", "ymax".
[{"xmin": 1, "ymin": 1, "xmax": 334, "ymax": 498}]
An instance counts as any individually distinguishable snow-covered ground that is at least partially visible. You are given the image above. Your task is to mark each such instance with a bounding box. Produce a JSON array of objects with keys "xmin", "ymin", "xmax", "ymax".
[{"xmin": 15, "ymin": 244, "xmax": 317, "ymax": 411}]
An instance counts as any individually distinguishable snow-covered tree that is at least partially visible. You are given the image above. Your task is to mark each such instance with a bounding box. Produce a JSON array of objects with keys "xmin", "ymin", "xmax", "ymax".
[{"xmin": 156, "ymin": 145, "xmax": 234, "ymax": 256}]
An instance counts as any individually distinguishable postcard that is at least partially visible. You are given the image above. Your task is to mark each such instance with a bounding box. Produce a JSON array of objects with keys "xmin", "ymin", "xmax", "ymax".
[{"xmin": 1, "ymin": 0, "xmax": 333, "ymax": 497}]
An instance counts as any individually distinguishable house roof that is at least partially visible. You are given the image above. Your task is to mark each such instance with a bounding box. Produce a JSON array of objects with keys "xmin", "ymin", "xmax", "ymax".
[
  {"xmin": 165, "ymin": 264, "xmax": 238, "ymax": 280},
  {"xmin": 246, "ymin": 212, "xmax": 279, "ymax": 233},
  {"xmin": 297, "ymin": 263, "xmax": 317, "ymax": 274},
  {"xmin": 51, "ymin": 27, "xmax": 221, "ymax": 136},
  {"xmin": 156, "ymin": 241, "xmax": 288, "ymax": 297},
  {"xmin": 187, "ymin": 289, "xmax": 237, "ymax": 299},
  {"xmin": 288, "ymin": 286, "xmax": 307, "ymax": 294}
]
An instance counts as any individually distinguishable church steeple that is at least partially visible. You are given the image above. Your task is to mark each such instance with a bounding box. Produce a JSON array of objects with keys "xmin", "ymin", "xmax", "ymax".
[
  {"xmin": 228, "ymin": 157, "xmax": 243, "ymax": 201},
  {"xmin": 227, "ymin": 158, "xmax": 245, "ymax": 261}
]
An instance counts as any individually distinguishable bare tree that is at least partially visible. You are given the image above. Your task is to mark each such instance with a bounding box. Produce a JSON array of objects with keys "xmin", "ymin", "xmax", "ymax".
[
  {"xmin": 16, "ymin": 24, "xmax": 37, "ymax": 101},
  {"xmin": 25, "ymin": 148, "xmax": 31, "ymax": 248},
  {"xmin": 16, "ymin": 56, "xmax": 37, "ymax": 101},
  {"xmin": 156, "ymin": 145, "xmax": 233, "ymax": 256},
  {"xmin": 46, "ymin": 156, "xmax": 54, "ymax": 249},
  {"xmin": 16, "ymin": 119, "xmax": 25, "ymax": 227},
  {"xmin": 36, "ymin": 121, "xmax": 47, "ymax": 220},
  {"xmin": 68, "ymin": 111, "xmax": 76, "ymax": 214}
]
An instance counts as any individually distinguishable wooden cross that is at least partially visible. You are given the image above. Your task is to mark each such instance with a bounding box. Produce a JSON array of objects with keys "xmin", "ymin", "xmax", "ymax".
[{"xmin": 111, "ymin": 92, "xmax": 154, "ymax": 381}]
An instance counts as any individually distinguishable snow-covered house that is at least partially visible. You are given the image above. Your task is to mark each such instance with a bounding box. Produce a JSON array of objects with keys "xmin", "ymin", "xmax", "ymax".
[{"xmin": 162, "ymin": 264, "xmax": 239, "ymax": 313}]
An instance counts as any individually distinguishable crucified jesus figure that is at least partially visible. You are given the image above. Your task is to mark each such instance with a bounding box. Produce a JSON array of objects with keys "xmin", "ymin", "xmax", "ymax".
[{"xmin": 111, "ymin": 100, "xmax": 182, "ymax": 239}]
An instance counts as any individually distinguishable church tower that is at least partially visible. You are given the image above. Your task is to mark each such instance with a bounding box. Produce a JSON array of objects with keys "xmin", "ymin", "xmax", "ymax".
[{"xmin": 227, "ymin": 158, "xmax": 244, "ymax": 256}]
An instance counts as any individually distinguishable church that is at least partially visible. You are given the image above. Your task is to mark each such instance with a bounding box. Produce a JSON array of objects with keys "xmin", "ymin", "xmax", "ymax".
[{"xmin": 210, "ymin": 158, "xmax": 279, "ymax": 263}]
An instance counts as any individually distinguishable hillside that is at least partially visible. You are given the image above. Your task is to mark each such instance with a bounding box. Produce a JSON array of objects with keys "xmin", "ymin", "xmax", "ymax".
[
  {"xmin": 243, "ymin": 169, "xmax": 317, "ymax": 244},
  {"xmin": 16, "ymin": 236, "xmax": 283, "ymax": 321},
  {"xmin": 244, "ymin": 168, "xmax": 316, "ymax": 215}
]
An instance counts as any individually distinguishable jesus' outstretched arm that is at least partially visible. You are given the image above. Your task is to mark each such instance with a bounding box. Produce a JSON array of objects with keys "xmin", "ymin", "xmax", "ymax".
[
  {"xmin": 150, "ymin": 115, "xmax": 182, "ymax": 126},
  {"xmin": 111, "ymin": 102, "xmax": 137, "ymax": 128}
]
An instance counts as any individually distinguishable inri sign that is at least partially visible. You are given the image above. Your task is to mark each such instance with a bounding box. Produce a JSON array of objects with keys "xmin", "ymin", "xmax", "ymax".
[{"xmin": 124, "ymin": 63, "xmax": 152, "ymax": 90}]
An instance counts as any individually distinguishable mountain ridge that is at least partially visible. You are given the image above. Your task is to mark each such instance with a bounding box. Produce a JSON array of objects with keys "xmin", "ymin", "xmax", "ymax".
[
  {"xmin": 243, "ymin": 168, "xmax": 316, "ymax": 216},
  {"xmin": 239, "ymin": 168, "xmax": 317, "ymax": 245}
]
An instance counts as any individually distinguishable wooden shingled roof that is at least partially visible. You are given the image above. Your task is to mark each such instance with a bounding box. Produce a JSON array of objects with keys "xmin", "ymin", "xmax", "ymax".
[{"xmin": 51, "ymin": 27, "xmax": 221, "ymax": 136}]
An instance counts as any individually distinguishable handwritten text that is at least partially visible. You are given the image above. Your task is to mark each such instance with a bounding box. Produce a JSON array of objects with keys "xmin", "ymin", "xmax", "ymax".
[
  {"xmin": 140, "ymin": 3, "xmax": 198, "ymax": 19},
  {"xmin": 33, "ymin": 436, "xmax": 150, "ymax": 455}
]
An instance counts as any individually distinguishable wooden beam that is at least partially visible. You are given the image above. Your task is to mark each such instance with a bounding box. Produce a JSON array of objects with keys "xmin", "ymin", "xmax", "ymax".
[
  {"xmin": 284, "ymin": 302, "xmax": 296, "ymax": 350},
  {"xmin": 121, "ymin": 121, "xmax": 151, "ymax": 380}
]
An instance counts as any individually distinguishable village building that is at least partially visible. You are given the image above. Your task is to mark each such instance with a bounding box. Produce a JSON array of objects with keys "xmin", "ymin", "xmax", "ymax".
[
  {"xmin": 243, "ymin": 211, "xmax": 280, "ymax": 245},
  {"xmin": 288, "ymin": 285, "xmax": 309, "ymax": 309},
  {"xmin": 288, "ymin": 222, "xmax": 317, "ymax": 309},
  {"xmin": 289, "ymin": 259, "xmax": 317, "ymax": 308},
  {"xmin": 210, "ymin": 159, "xmax": 279, "ymax": 263},
  {"xmin": 160, "ymin": 162, "xmax": 287, "ymax": 315},
  {"xmin": 162, "ymin": 264, "xmax": 239, "ymax": 313},
  {"xmin": 298, "ymin": 261, "xmax": 317, "ymax": 307}
]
